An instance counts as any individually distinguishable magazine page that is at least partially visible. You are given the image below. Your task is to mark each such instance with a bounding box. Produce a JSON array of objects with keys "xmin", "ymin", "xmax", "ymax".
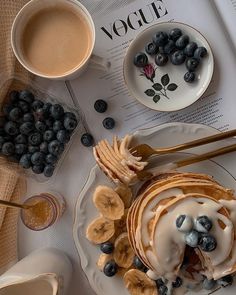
[
  {"xmin": 69, "ymin": 0, "xmax": 236, "ymax": 142},
  {"xmin": 213, "ymin": 0, "xmax": 236, "ymax": 51}
]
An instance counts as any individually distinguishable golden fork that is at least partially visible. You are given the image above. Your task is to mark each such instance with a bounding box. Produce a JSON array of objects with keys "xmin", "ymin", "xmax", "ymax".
[{"xmin": 131, "ymin": 129, "xmax": 236, "ymax": 160}]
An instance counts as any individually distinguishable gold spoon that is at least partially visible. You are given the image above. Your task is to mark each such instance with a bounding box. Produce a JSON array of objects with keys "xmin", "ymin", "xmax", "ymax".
[{"xmin": 0, "ymin": 199, "xmax": 31, "ymax": 210}]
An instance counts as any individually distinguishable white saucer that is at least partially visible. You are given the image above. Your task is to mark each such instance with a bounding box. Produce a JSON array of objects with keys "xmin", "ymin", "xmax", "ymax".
[{"xmin": 123, "ymin": 22, "xmax": 214, "ymax": 112}]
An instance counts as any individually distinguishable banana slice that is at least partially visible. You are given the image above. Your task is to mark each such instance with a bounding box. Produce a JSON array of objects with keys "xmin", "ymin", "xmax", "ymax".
[
  {"xmin": 115, "ymin": 209, "xmax": 128, "ymax": 236},
  {"xmin": 115, "ymin": 186, "xmax": 133, "ymax": 208},
  {"xmin": 97, "ymin": 253, "xmax": 113, "ymax": 271},
  {"xmin": 93, "ymin": 185, "xmax": 124, "ymax": 220},
  {"xmin": 114, "ymin": 233, "xmax": 134, "ymax": 268},
  {"xmin": 86, "ymin": 216, "xmax": 115, "ymax": 244},
  {"xmin": 124, "ymin": 269, "xmax": 158, "ymax": 295}
]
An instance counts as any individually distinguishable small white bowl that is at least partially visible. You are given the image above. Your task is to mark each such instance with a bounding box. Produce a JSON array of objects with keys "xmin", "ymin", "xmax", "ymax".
[{"xmin": 123, "ymin": 22, "xmax": 214, "ymax": 112}]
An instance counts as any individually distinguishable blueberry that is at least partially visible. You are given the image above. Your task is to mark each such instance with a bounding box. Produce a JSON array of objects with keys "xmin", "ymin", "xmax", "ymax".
[
  {"xmin": 133, "ymin": 52, "xmax": 148, "ymax": 67},
  {"xmin": 94, "ymin": 100, "xmax": 108, "ymax": 113},
  {"xmin": 18, "ymin": 101, "xmax": 30, "ymax": 113},
  {"xmin": 145, "ymin": 42, "xmax": 158, "ymax": 55},
  {"xmin": 48, "ymin": 140, "xmax": 63, "ymax": 156},
  {"xmin": 0, "ymin": 136, "xmax": 5, "ymax": 148},
  {"xmin": 53, "ymin": 121, "xmax": 64, "ymax": 133},
  {"xmin": 3, "ymin": 104, "xmax": 13, "ymax": 116},
  {"xmin": 194, "ymin": 47, "xmax": 207, "ymax": 60},
  {"xmin": 199, "ymin": 234, "xmax": 217, "ymax": 252},
  {"xmin": 133, "ymin": 256, "xmax": 147, "ymax": 272},
  {"xmin": 50, "ymin": 104, "xmax": 64, "ymax": 119},
  {"xmin": 176, "ymin": 35, "xmax": 189, "ymax": 49},
  {"xmin": 35, "ymin": 121, "xmax": 46, "ymax": 133},
  {"xmin": 31, "ymin": 152, "xmax": 45, "ymax": 165},
  {"xmin": 158, "ymin": 284, "xmax": 168, "ymax": 295},
  {"xmin": 169, "ymin": 28, "xmax": 182, "ymax": 41},
  {"xmin": 9, "ymin": 90, "xmax": 19, "ymax": 103},
  {"xmin": 172, "ymin": 277, "xmax": 182, "ymax": 288},
  {"xmin": 176, "ymin": 215, "xmax": 193, "ymax": 232},
  {"xmin": 184, "ymin": 42, "xmax": 198, "ymax": 57},
  {"xmin": 202, "ymin": 278, "xmax": 216, "ymax": 290},
  {"xmin": 9, "ymin": 107, "xmax": 22, "ymax": 122},
  {"xmin": 103, "ymin": 261, "xmax": 118, "ymax": 277},
  {"xmin": 103, "ymin": 117, "xmax": 115, "ymax": 130},
  {"xmin": 28, "ymin": 132, "xmax": 42, "ymax": 146},
  {"xmin": 153, "ymin": 31, "xmax": 168, "ymax": 46},
  {"xmin": 23, "ymin": 113, "xmax": 34, "ymax": 123},
  {"xmin": 184, "ymin": 72, "xmax": 195, "ymax": 83},
  {"xmin": 28, "ymin": 145, "xmax": 40, "ymax": 153},
  {"xmin": 42, "ymin": 103, "xmax": 52, "ymax": 115},
  {"xmin": 45, "ymin": 118, "xmax": 54, "ymax": 129},
  {"xmin": 195, "ymin": 216, "xmax": 212, "ymax": 233},
  {"xmin": 64, "ymin": 117, "xmax": 78, "ymax": 132},
  {"xmin": 32, "ymin": 99, "xmax": 44, "ymax": 111},
  {"xmin": 170, "ymin": 50, "xmax": 186, "ymax": 65},
  {"xmin": 15, "ymin": 144, "xmax": 27, "ymax": 155},
  {"xmin": 19, "ymin": 90, "xmax": 34, "ymax": 104},
  {"xmin": 44, "ymin": 164, "xmax": 54, "ymax": 177},
  {"xmin": 19, "ymin": 154, "xmax": 32, "ymax": 169},
  {"xmin": 158, "ymin": 46, "xmax": 165, "ymax": 54},
  {"xmin": 155, "ymin": 53, "xmax": 168, "ymax": 66},
  {"xmin": 186, "ymin": 58, "xmax": 199, "ymax": 72},
  {"xmin": 64, "ymin": 112, "xmax": 77, "ymax": 120},
  {"xmin": 20, "ymin": 122, "xmax": 34, "ymax": 135},
  {"xmin": 43, "ymin": 130, "xmax": 55, "ymax": 142},
  {"xmin": 185, "ymin": 230, "xmax": 200, "ymax": 247},
  {"xmin": 100, "ymin": 242, "xmax": 114, "ymax": 254},
  {"xmin": 163, "ymin": 40, "xmax": 176, "ymax": 54},
  {"xmin": 1, "ymin": 142, "xmax": 15, "ymax": 156},
  {"xmin": 46, "ymin": 154, "xmax": 58, "ymax": 164},
  {"xmin": 15, "ymin": 134, "xmax": 27, "ymax": 145},
  {"xmin": 57, "ymin": 130, "xmax": 70, "ymax": 143},
  {"xmin": 81, "ymin": 133, "xmax": 94, "ymax": 147},
  {"xmin": 40, "ymin": 142, "xmax": 48, "ymax": 153},
  {"xmin": 218, "ymin": 275, "xmax": 233, "ymax": 287},
  {"xmin": 4, "ymin": 121, "xmax": 18, "ymax": 136},
  {"xmin": 35, "ymin": 108, "xmax": 45, "ymax": 121},
  {"xmin": 32, "ymin": 164, "xmax": 44, "ymax": 174}
]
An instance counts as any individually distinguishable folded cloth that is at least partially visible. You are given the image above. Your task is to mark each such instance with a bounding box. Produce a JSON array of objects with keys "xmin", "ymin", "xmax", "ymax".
[{"xmin": 0, "ymin": 0, "xmax": 29, "ymax": 274}]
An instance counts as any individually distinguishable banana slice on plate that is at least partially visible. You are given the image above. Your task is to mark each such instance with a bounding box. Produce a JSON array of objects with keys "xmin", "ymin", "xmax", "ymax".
[
  {"xmin": 114, "ymin": 233, "xmax": 134, "ymax": 268},
  {"xmin": 86, "ymin": 216, "xmax": 115, "ymax": 244},
  {"xmin": 124, "ymin": 269, "xmax": 158, "ymax": 295},
  {"xmin": 115, "ymin": 186, "xmax": 133, "ymax": 208},
  {"xmin": 93, "ymin": 185, "xmax": 124, "ymax": 220},
  {"xmin": 97, "ymin": 253, "xmax": 113, "ymax": 271}
]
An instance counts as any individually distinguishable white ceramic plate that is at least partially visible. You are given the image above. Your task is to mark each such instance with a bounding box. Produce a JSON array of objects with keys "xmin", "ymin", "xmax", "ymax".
[
  {"xmin": 73, "ymin": 122, "xmax": 236, "ymax": 295},
  {"xmin": 123, "ymin": 22, "xmax": 214, "ymax": 112}
]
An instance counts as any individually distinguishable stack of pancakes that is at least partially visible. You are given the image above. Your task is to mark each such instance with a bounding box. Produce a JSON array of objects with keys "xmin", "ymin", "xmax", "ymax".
[{"xmin": 127, "ymin": 172, "xmax": 236, "ymax": 282}]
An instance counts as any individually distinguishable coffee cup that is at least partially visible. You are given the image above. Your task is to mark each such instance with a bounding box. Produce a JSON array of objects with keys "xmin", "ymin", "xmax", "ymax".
[{"xmin": 11, "ymin": 0, "xmax": 109, "ymax": 80}]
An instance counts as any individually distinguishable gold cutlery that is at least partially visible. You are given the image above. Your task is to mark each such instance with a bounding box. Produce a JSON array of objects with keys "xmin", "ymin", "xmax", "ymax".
[{"xmin": 0, "ymin": 199, "xmax": 31, "ymax": 210}]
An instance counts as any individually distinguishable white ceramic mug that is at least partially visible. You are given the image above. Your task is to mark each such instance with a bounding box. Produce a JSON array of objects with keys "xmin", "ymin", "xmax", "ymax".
[{"xmin": 11, "ymin": 0, "xmax": 110, "ymax": 80}]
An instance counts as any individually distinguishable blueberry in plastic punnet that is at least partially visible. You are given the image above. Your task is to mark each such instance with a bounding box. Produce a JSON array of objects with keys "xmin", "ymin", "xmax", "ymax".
[
  {"xmin": 163, "ymin": 40, "xmax": 176, "ymax": 55},
  {"xmin": 0, "ymin": 136, "xmax": 5, "ymax": 149},
  {"xmin": 35, "ymin": 121, "xmax": 46, "ymax": 133},
  {"xmin": 195, "ymin": 216, "xmax": 213, "ymax": 233},
  {"xmin": 57, "ymin": 130, "xmax": 70, "ymax": 143},
  {"xmin": 40, "ymin": 142, "xmax": 48, "ymax": 154},
  {"xmin": 103, "ymin": 260, "xmax": 118, "ymax": 277},
  {"xmin": 9, "ymin": 107, "xmax": 22, "ymax": 122},
  {"xmin": 3, "ymin": 104, "xmax": 13, "ymax": 116},
  {"xmin": 152, "ymin": 31, "xmax": 168, "ymax": 46},
  {"xmin": 94, "ymin": 99, "xmax": 108, "ymax": 113},
  {"xmin": 64, "ymin": 116, "xmax": 78, "ymax": 131},
  {"xmin": 145, "ymin": 42, "xmax": 158, "ymax": 55},
  {"xmin": 50, "ymin": 104, "xmax": 64, "ymax": 119},
  {"xmin": 18, "ymin": 100, "xmax": 30, "ymax": 114},
  {"xmin": 4, "ymin": 121, "xmax": 18, "ymax": 136},
  {"xmin": 15, "ymin": 144, "xmax": 27, "ymax": 155},
  {"xmin": 43, "ymin": 102, "xmax": 52, "ymax": 115},
  {"xmin": 100, "ymin": 242, "xmax": 114, "ymax": 254},
  {"xmin": 81, "ymin": 133, "xmax": 94, "ymax": 147},
  {"xmin": 1, "ymin": 142, "xmax": 15, "ymax": 156},
  {"xmin": 43, "ymin": 130, "xmax": 55, "ymax": 142},
  {"xmin": 185, "ymin": 230, "xmax": 200, "ymax": 247},
  {"xmin": 169, "ymin": 28, "xmax": 182, "ymax": 41},
  {"xmin": 19, "ymin": 90, "xmax": 35, "ymax": 104},
  {"xmin": 199, "ymin": 234, "xmax": 217, "ymax": 252},
  {"xmin": 194, "ymin": 46, "xmax": 207, "ymax": 60},
  {"xmin": 44, "ymin": 164, "xmax": 55, "ymax": 177},
  {"xmin": 32, "ymin": 99, "xmax": 44, "ymax": 111},
  {"xmin": 186, "ymin": 58, "xmax": 199, "ymax": 72},
  {"xmin": 184, "ymin": 42, "xmax": 198, "ymax": 57},
  {"xmin": 133, "ymin": 52, "xmax": 148, "ymax": 67},
  {"xmin": 28, "ymin": 145, "xmax": 40, "ymax": 153},
  {"xmin": 170, "ymin": 50, "xmax": 186, "ymax": 65},
  {"xmin": 103, "ymin": 117, "xmax": 115, "ymax": 130},
  {"xmin": 46, "ymin": 154, "xmax": 58, "ymax": 164},
  {"xmin": 31, "ymin": 152, "xmax": 45, "ymax": 166},
  {"xmin": 53, "ymin": 121, "xmax": 64, "ymax": 133},
  {"xmin": 19, "ymin": 154, "xmax": 32, "ymax": 169},
  {"xmin": 32, "ymin": 164, "xmax": 44, "ymax": 174},
  {"xmin": 20, "ymin": 122, "xmax": 34, "ymax": 135},
  {"xmin": 28, "ymin": 132, "xmax": 42, "ymax": 146},
  {"xmin": 64, "ymin": 112, "xmax": 77, "ymax": 120},
  {"xmin": 48, "ymin": 140, "xmax": 63, "ymax": 156},
  {"xmin": 23, "ymin": 113, "xmax": 34, "ymax": 123},
  {"xmin": 184, "ymin": 72, "xmax": 196, "ymax": 83},
  {"xmin": 176, "ymin": 35, "xmax": 189, "ymax": 49},
  {"xmin": 155, "ymin": 53, "xmax": 168, "ymax": 66}
]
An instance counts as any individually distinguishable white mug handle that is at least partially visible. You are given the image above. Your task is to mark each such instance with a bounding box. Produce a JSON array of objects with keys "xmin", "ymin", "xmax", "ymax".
[{"xmin": 89, "ymin": 54, "xmax": 111, "ymax": 72}]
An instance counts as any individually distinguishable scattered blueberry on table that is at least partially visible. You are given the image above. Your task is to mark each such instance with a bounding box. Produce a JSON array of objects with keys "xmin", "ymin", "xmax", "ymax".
[
  {"xmin": 94, "ymin": 99, "xmax": 108, "ymax": 113},
  {"xmin": 103, "ymin": 117, "xmax": 115, "ymax": 130},
  {"xmin": 0, "ymin": 89, "xmax": 78, "ymax": 177},
  {"xmin": 81, "ymin": 133, "xmax": 94, "ymax": 147}
]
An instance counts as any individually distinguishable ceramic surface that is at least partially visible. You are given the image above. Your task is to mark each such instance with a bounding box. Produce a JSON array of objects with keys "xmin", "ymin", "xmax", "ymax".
[{"xmin": 123, "ymin": 22, "xmax": 214, "ymax": 111}]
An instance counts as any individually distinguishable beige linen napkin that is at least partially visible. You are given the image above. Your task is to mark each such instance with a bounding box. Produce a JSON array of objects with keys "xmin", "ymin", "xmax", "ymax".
[{"xmin": 0, "ymin": 0, "xmax": 30, "ymax": 274}]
